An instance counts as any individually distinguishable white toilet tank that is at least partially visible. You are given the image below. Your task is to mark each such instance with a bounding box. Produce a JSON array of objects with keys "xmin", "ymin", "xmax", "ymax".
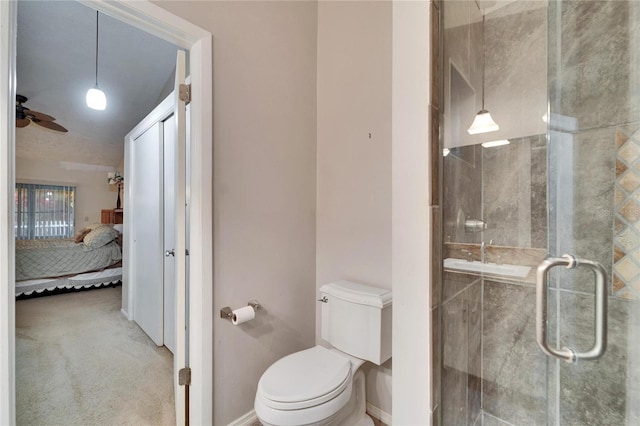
[{"xmin": 320, "ymin": 280, "xmax": 392, "ymax": 365}]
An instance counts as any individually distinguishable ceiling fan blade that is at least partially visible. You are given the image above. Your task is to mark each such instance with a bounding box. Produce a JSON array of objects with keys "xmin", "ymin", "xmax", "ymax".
[
  {"xmin": 24, "ymin": 109, "xmax": 56, "ymax": 122},
  {"xmin": 16, "ymin": 118, "xmax": 30, "ymax": 128},
  {"xmin": 32, "ymin": 118, "xmax": 68, "ymax": 133}
]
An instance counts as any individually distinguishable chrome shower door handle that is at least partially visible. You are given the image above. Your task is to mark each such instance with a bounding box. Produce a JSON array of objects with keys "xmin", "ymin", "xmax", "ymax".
[{"xmin": 535, "ymin": 254, "xmax": 608, "ymax": 363}]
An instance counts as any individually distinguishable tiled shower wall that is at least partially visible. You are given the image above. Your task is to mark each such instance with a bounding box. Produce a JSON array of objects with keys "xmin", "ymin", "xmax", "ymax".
[
  {"xmin": 439, "ymin": 123, "xmax": 640, "ymax": 426},
  {"xmin": 614, "ymin": 126, "xmax": 640, "ymax": 300},
  {"xmin": 438, "ymin": 0, "xmax": 640, "ymax": 425}
]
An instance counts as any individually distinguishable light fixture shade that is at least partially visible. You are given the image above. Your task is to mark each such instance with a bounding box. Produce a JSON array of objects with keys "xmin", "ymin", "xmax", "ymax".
[
  {"xmin": 481, "ymin": 139, "xmax": 510, "ymax": 148},
  {"xmin": 467, "ymin": 110, "xmax": 499, "ymax": 135},
  {"xmin": 86, "ymin": 86, "xmax": 106, "ymax": 110}
]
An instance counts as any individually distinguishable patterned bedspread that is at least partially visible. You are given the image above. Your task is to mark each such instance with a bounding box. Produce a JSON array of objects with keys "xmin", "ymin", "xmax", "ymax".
[{"xmin": 15, "ymin": 238, "xmax": 122, "ymax": 281}]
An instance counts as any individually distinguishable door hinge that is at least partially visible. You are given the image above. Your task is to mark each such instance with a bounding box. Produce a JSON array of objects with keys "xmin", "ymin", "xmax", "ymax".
[
  {"xmin": 179, "ymin": 84, "xmax": 191, "ymax": 103},
  {"xmin": 179, "ymin": 367, "xmax": 191, "ymax": 386}
]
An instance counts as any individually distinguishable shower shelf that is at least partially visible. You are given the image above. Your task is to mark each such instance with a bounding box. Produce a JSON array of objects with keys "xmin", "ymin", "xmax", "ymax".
[{"xmin": 443, "ymin": 258, "xmax": 531, "ymax": 278}]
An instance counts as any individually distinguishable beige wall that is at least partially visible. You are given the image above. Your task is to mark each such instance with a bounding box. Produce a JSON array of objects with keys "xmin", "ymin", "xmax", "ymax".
[
  {"xmin": 316, "ymin": 0, "xmax": 392, "ymax": 414},
  {"xmin": 157, "ymin": 1, "xmax": 427, "ymax": 423},
  {"xmin": 15, "ymin": 156, "xmax": 117, "ymax": 228},
  {"xmin": 153, "ymin": 2, "xmax": 318, "ymax": 424}
]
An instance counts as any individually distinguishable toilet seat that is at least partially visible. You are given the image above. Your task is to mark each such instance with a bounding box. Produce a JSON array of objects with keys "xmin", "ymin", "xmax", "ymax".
[{"xmin": 257, "ymin": 346, "xmax": 352, "ymax": 411}]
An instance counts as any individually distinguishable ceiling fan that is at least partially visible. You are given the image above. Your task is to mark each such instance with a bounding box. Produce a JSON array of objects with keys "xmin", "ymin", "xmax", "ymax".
[{"xmin": 16, "ymin": 94, "xmax": 68, "ymax": 133}]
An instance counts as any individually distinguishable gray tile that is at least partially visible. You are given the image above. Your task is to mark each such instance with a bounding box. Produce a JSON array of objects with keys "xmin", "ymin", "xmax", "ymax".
[
  {"xmin": 431, "ymin": 404, "xmax": 441, "ymax": 426},
  {"xmin": 547, "ymin": 289, "xmax": 559, "ymax": 425},
  {"xmin": 557, "ymin": 293, "xmax": 639, "ymax": 425},
  {"xmin": 443, "ymin": 1, "xmax": 472, "ymax": 81},
  {"xmin": 468, "ymin": 9, "xmax": 483, "ymax": 116},
  {"xmin": 430, "ymin": 1, "xmax": 440, "ymax": 109},
  {"xmin": 443, "ymin": 289, "xmax": 468, "ymax": 373},
  {"xmin": 467, "ymin": 282, "xmax": 482, "ymax": 424},
  {"xmin": 551, "ymin": 1, "xmax": 640, "ymax": 130},
  {"xmin": 482, "ymin": 412, "xmax": 514, "ymax": 426},
  {"xmin": 431, "ymin": 104, "xmax": 441, "ymax": 207},
  {"xmin": 482, "ymin": 136, "xmax": 547, "ymax": 248},
  {"xmin": 550, "ymin": 127, "xmax": 615, "ymax": 293},
  {"xmin": 443, "ymin": 144, "xmax": 483, "ymax": 245},
  {"xmin": 432, "ymin": 205, "xmax": 442, "ymax": 309},
  {"xmin": 431, "ymin": 306, "xmax": 441, "ymax": 411},
  {"xmin": 625, "ymin": 303, "xmax": 640, "ymax": 422},
  {"xmin": 484, "ymin": 1, "xmax": 547, "ymax": 142},
  {"xmin": 442, "ymin": 365, "xmax": 468, "ymax": 426},
  {"xmin": 529, "ymin": 135, "xmax": 547, "ymax": 249},
  {"xmin": 482, "ymin": 280, "xmax": 547, "ymax": 425},
  {"xmin": 444, "ymin": 125, "xmax": 547, "ymax": 251},
  {"xmin": 441, "ymin": 278, "xmax": 483, "ymax": 426},
  {"xmin": 443, "ymin": 271, "xmax": 479, "ymax": 304},
  {"xmin": 441, "ymin": 281, "xmax": 470, "ymax": 425},
  {"xmin": 467, "ymin": 373, "xmax": 481, "ymax": 426}
]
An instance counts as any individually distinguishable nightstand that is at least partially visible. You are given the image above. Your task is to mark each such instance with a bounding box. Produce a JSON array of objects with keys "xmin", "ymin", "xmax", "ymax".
[{"xmin": 101, "ymin": 209, "xmax": 123, "ymax": 224}]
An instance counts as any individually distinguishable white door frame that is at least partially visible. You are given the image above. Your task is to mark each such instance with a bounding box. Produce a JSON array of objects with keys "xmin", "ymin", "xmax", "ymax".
[{"xmin": 0, "ymin": 2, "xmax": 213, "ymax": 425}]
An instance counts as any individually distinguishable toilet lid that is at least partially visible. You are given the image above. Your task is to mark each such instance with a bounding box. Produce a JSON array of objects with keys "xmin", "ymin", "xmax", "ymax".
[{"xmin": 258, "ymin": 346, "xmax": 351, "ymax": 408}]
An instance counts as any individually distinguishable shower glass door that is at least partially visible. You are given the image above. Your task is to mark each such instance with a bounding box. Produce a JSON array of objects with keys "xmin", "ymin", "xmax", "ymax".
[
  {"xmin": 545, "ymin": 0, "xmax": 640, "ymax": 424},
  {"xmin": 440, "ymin": 1, "xmax": 640, "ymax": 424}
]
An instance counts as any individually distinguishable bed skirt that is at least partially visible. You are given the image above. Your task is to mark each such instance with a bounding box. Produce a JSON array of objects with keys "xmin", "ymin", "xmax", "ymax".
[{"xmin": 15, "ymin": 267, "xmax": 122, "ymax": 297}]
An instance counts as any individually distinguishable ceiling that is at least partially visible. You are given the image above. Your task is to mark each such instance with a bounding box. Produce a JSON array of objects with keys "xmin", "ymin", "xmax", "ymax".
[{"xmin": 16, "ymin": 0, "xmax": 181, "ymax": 167}]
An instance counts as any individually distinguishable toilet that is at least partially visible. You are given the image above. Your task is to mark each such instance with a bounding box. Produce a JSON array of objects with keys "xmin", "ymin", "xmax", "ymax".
[{"xmin": 254, "ymin": 280, "xmax": 392, "ymax": 426}]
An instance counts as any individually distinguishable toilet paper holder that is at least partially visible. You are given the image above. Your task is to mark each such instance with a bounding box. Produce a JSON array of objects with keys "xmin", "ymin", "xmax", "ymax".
[{"xmin": 220, "ymin": 300, "xmax": 261, "ymax": 321}]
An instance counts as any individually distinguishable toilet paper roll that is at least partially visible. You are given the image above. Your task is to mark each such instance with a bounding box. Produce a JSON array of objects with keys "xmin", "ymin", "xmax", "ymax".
[{"xmin": 232, "ymin": 305, "xmax": 255, "ymax": 325}]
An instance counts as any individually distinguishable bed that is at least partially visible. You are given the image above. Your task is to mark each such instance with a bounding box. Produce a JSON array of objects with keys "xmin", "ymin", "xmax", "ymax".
[{"xmin": 15, "ymin": 225, "xmax": 123, "ymax": 297}]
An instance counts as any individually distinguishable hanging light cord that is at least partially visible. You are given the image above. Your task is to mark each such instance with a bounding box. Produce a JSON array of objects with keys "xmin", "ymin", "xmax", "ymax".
[
  {"xmin": 95, "ymin": 11, "xmax": 99, "ymax": 87},
  {"xmin": 481, "ymin": 14, "xmax": 486, "ymax": 110}
]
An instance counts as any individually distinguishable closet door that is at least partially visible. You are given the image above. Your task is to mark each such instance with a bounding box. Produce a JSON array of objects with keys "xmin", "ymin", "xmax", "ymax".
[
  {"xmin": 163, "ymin": 115, "xmax": 176, "ymax": 354},
  {"xmin": 132, "ymin": 122, "xmax": 164, "ymax": 346}
]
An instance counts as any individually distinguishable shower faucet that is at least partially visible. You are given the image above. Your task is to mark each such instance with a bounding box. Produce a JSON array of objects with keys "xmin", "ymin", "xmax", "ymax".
[
  {"xmin": 461, "ymin": 249, "xmax": 473, "ymax": 262},
  {"xmin": 481, "ymin": 240, "xmax": 494, "ymax": 264}
]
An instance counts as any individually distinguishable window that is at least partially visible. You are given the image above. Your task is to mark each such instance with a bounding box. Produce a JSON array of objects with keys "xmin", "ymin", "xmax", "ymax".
[{"xmin": 15, "ymin": 183, "xmax": 76, "ymax": 240}]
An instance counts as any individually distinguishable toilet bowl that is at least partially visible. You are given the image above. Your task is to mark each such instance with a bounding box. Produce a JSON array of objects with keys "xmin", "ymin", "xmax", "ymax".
[
  {"xmin": 254, "ymin": 280, "xmax": 392, "ymax": 426},
  {"xmin": 254, "ymin": 346, "xmax": 372, "ymax": 426}
]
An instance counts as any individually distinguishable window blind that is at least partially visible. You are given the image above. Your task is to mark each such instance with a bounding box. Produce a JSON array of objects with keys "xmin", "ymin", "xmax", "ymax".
[{"xmin": 15, "ymin": 183, "xmax": 75, "ymax": 240}]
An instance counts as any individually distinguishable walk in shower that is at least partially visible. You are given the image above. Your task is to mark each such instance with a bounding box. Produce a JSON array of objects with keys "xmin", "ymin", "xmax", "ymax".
[{"xmin": 439, "ymin": 0, "xmax": 640, "ymax": 424}]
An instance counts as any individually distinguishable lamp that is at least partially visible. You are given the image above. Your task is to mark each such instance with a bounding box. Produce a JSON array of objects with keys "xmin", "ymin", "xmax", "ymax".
[
  {"xmin": 86, "ymin": 11, "xmax": 107, "ymax": 110},
  {"xmin": 467, "ymin": 14, "xmax": 498, "ymax": 135},
  {"xmin": 108, "ymin": 171, "xmax": 123, "ymax": 210}
]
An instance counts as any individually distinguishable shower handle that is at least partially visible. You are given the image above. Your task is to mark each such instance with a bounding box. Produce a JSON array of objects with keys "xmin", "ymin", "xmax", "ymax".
[{"xmin": 535, "ymin": 254, "xmax": 608, "ymax": 363}]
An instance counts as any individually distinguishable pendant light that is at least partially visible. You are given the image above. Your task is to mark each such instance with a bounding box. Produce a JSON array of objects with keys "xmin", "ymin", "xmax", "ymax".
[
  {"xmin": 467, "ymin": 14, "xmax": 498, "ymax": 135},
  {"xmin": 86, "ymin": 11, "xmax": 107, "ymax": 110}
]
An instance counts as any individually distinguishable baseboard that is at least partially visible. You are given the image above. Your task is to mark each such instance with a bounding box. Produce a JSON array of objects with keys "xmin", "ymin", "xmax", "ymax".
[
  {"xmin": 227, "ymin": 409, "xmax": 258, "ymax": 426},
  {"xmin": 120, "ymin": 308, "xmax": 131, "ymax": 320},
  {"xmin": 367, "ymin": 402, "xmax": 392, "ymax": 426}
]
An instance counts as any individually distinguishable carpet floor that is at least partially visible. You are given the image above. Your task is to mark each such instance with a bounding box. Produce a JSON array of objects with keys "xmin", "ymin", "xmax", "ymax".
[{"xmin": 16, "ymin": 286, "xmax": 175, "ymax": 426}]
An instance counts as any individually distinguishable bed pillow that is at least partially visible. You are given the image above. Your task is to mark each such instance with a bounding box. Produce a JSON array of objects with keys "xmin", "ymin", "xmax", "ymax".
[
  {"xmin": 74, "ymin": 228, "xmax": 92, "ymax": 243},
  {"xmin": 83, "ymin": 225, "xmax": 118, "ymax": 249},
  {"xmin": 86, "ymin": 223, "xmax": 108, "ymax": 230}
]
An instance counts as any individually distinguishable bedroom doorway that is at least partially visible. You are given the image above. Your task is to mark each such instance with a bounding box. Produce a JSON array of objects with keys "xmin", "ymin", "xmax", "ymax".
[{"xmin": 0, "ymin": 1, "xmax": 213, "ymax": 424}]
